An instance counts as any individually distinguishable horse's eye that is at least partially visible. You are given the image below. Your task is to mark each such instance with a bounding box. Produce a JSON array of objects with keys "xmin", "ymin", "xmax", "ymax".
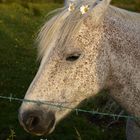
[{"xmin": 66, "ymin": 54, "xmax": 81, "ymax": 62}]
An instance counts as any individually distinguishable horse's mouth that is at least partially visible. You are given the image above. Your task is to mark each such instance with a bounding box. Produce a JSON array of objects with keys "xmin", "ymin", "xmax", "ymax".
[
  {"xmin": 24, "ymin": 123, "xmax": 55, "ymax": 136},
  {"xmin": 30, "ymin": 127, "xmax": 55, "ymax": 136},
  {"xmin": 24, "ymin": 117, "xmax": 56, "ymax": 136},
  {"xmin": 19, "ymin": 108, "xmax": 56, "ymax": 136}
]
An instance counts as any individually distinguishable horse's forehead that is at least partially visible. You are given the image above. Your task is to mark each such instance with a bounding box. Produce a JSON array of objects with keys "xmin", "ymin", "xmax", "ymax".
[{"xmin": 76, "ymin": 22, "xmax": 104, "ymax": 46}]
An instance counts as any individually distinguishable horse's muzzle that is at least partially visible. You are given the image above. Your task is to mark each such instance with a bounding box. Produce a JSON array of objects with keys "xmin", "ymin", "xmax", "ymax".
[{"xmin": 18, "ymin": 109, "xmax": 55, "ymax": 136}]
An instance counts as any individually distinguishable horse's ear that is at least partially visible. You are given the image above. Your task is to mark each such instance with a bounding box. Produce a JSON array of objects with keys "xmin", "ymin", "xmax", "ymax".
[{"xmin": 85, "ymin": 0, "xmax": 111, "ymax": 25}]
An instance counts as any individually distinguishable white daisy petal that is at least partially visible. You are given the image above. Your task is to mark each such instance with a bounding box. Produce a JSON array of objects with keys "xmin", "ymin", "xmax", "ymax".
[
  {"xmin": 68, "ymin": 3, "xmax": 75, "ymax": 12},
  {"xmin": 80, "ymin": 5, "xmax": 89, "ymax": 14}
]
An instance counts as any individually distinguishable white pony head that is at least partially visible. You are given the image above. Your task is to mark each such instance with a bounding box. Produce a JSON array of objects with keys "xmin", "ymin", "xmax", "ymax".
[{"xmin": 19, "ymin": 0, "xmax": 111, "ymax": 136}]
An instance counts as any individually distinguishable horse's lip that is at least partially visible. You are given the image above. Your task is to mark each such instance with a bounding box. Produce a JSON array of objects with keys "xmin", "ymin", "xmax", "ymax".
[
  {"xmin": 28, "ymin": 125, "xmax": 55, "ymax": 136},
  {"xmin": 19, "ymin": 116, "xmax": 55, "ymax": 136},
  {"xmin": 18, "ymin": 108, "xmax": 56, "ymax": 136},
  {"xmin": 24, "ymin": 119, "xmax": 56, "ymax": 136}
]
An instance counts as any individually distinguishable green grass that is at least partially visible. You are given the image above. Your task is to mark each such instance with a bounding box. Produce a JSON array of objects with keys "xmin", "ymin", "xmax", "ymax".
[
  {"xmin": 0, "ymin": 1, "xmax": 139, "ymax": 140},
  {"xmin": 111, "ymin": 0, "xmax": 140, "ymax": 12}
]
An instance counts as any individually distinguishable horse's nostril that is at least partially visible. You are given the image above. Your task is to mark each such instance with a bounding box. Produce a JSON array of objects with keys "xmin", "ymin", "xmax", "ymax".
[
  {"xmin": 22, "ymin": 112, "xmax": 41, "ymax": 132},
  {"xmin": 19, "ymin": 110, "xmax": 55, "ymax": 135},
  {"xmin": 26, "ymin": 115, "xmax": 40, "ymax": 130}
]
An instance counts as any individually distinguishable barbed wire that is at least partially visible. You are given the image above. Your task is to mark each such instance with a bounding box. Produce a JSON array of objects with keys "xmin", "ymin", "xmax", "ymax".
[{"xmin": 0, "ymin": 94, "xmax": 139, "ymax": 121}]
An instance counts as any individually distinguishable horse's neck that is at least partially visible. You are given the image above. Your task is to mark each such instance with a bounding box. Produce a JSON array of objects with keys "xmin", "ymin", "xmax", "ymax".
[{"xmin": 105, "ymin": 6, "xmax": 140, "ymax": 117}]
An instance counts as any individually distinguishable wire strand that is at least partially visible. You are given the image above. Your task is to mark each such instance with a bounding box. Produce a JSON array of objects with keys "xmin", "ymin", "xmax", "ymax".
[{"xmin": 0, "ymin": 95, "xmax": 139, "ymax": 121}]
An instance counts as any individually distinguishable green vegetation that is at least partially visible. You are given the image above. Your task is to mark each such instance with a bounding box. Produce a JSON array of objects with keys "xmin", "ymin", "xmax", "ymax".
[
  {"xmin": 0, "ymin": 0, "xmax": 63, "ymax": 4},
  {"xmin": 111, "ymin": 0, "xmax": 140, "ymax": 12},
  {"xmin": 0, "ymin": 1, "xmax": 139, "ymax": 140}
]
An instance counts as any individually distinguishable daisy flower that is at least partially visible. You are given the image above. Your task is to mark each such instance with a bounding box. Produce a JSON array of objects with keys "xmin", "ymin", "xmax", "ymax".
[
  {"xmin": 68, "ymin": 3, "xmax": 75, "ymax": 12},
  {"xmin": 80, "ymin": 5, "xmax": 89, "ymax": 14}
]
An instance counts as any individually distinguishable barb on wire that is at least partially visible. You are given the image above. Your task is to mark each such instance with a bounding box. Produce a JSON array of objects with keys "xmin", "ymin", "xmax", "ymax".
[
  {"xmin": 0, "ymin": 95, "xmax": 139, "ymax": 121},
  {"xmin": 9, "ymin": 94, "xmax": 12, "ymax": 102}
]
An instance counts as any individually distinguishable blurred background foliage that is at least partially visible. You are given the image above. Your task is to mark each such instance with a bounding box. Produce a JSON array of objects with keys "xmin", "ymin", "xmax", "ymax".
[
  {"xmin": 0, "ymin": 0, "xmax": 63, "ymax": 3},
  {"xmin": 0, "ymin": 0, "xmax": 140, "ymax": 12}
]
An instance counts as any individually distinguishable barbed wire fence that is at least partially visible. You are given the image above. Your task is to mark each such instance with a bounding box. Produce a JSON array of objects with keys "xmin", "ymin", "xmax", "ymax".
[{"xmin": 0, "ymin": 94, "xmax": 139, "ymax": 121}]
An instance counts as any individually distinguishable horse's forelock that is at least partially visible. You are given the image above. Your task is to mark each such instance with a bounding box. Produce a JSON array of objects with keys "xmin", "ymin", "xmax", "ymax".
[{"xmin": 37, "ymin": 0, "xmax": 104, "ymax": 60}]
